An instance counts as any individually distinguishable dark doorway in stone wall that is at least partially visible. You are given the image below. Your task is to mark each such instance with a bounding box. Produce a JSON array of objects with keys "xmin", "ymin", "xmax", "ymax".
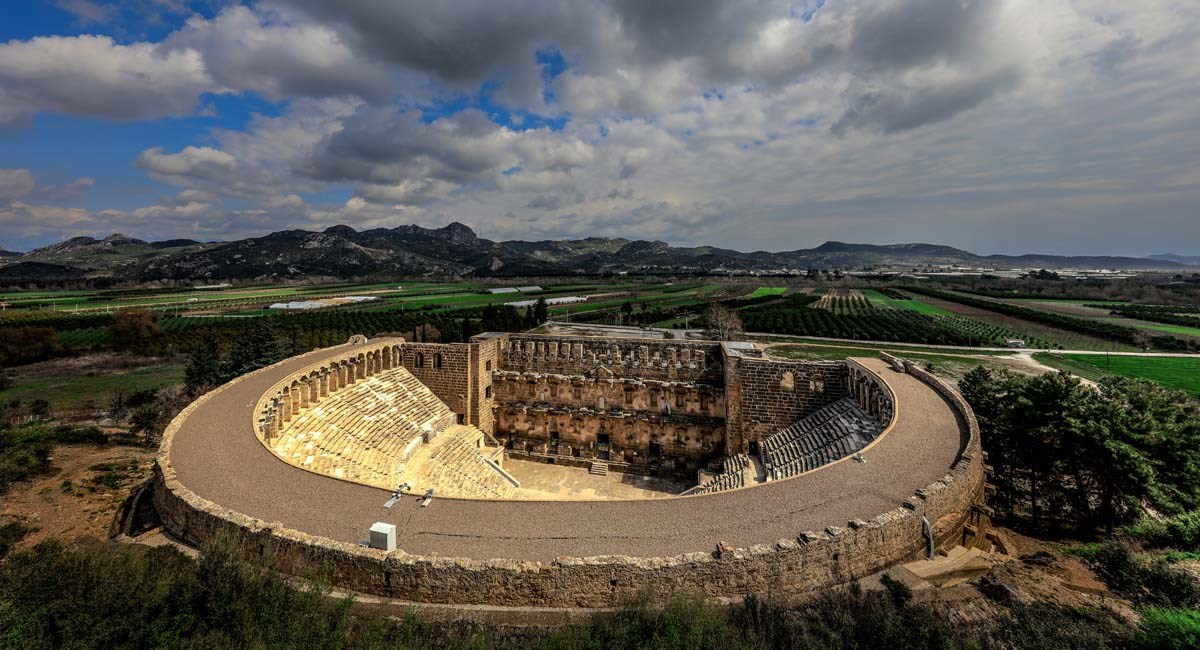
[
  {"xmin": 597, "ymin": 433, "xmax": 611, "ymax": 460},
  {"xmin": 649, "ymin": 441, "xmax": 663, "ymax": 460},
  {"xmin": 748, "ymin": 440, "xmax": 759, "ymax": 456}
]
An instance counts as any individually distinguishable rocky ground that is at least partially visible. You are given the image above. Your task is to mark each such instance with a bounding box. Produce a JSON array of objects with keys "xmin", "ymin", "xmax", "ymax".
[
  {"xmin": 0, "ymin": 442, "xmax": 154, "ymax": 549},
  {"xmin": 870, "ymin": 528, "xmax": 1140, "ymax": 630}
]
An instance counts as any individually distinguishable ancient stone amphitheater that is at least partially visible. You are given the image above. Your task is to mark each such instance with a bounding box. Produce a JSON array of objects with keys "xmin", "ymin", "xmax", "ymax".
[{"xmin": 154, "ymin": 333, "xmax": 988, "ymax": 609}]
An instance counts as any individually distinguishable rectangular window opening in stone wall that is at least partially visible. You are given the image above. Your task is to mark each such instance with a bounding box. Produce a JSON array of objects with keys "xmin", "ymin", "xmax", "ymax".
[
  {"xmin": 485, "ymin": 385, "xmax": 492, "ymax": 398},
  {"xmin": 416, "ymin": 353, "xmax": 425, "ymax": 368},
  {"xmin": 781, "ymin": 371, "xmax": 795, "ymax": 392}
]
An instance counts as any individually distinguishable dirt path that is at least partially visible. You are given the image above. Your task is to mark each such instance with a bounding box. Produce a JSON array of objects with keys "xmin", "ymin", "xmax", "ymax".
[{"xmin": 995, "ymin": 352, "xmax": 1099, "ymax": 387}]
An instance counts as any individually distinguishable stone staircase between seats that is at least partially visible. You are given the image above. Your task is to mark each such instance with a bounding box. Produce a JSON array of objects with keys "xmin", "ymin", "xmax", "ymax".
[
  {"xmin": 687, "ymin": 453, "xmax": 753, "ymax": 494},
  {"xmin": 759, "ymin": 397, "xmax": 883, "ymax": 480}
]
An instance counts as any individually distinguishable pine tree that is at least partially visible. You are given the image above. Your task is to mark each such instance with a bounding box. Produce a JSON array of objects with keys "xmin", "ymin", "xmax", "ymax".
[
  {"xmin": 184, "ymin": 337, "xmax": 225, "ymax": 394},
  {"xmin": 223, "ymin": 322, "xmax": 284, "ymax": 379}
]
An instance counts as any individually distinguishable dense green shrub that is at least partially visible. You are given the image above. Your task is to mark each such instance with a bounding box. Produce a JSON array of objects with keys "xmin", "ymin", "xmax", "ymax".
[
  {"xmin": 0, "ymin": 540, "xmax": 372, "ymax": 650},
  {"xmin": 0, "ymin": 425, "xmax": 110, "ymax": 493},
  {"xmin": 988, "ymin": 602, "xmax": 1130, "ymax": 650},
  {"xmin": 1135, "ymin": 608, "xmax": 1200, "ymax": 650},
  {"xmin": 1127, "ymin": 512, "xmax": 1200, "ymax": 551},
  {"xmin": 0, "ymin": 537, "xmax": 1156, "ymax": 650},
  {"xmin": 1123, "ymin": 513, "xmax": 1200, "ymax": 554},
  {"xmin": 0, "ymin": 521, "xmax": 34, "ymax": 559},
  {"xmin": 1091, "ymin": 542, "xmax": 1200, "ymax": 609},
  {"xmin": 1063, "ymin": 542, "xmax": 1105, "ymax": 561},
  {"xmin": 1151, "ymin": 519, "xmax": 1200, "ymax": 547}
]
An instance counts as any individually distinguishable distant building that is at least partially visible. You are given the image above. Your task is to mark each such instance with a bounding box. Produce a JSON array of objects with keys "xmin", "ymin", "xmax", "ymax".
[
  {"xmin": 487, "ymin": 287, "xmax": 519, "ymax": 294},
  {"xmin": 506, "ymin": 296, "xmax": 588, "ymax": 308},
  {"xmin": 270, "ymin": 301, "xmax": 325, "ymax": 310},
  {"xmin": 1004, "ymin": 339, "xmax": 1027, "ymax": 348},
  {"xmin": 269, "ymin": 295, "xmax": 378, "ymax": 311}
]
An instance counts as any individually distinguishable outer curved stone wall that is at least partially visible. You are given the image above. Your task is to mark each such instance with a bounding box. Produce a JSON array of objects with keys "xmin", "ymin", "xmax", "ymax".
[{"xmin": 154, "ymin": 349, "xmax": 984, "ymax": 608}]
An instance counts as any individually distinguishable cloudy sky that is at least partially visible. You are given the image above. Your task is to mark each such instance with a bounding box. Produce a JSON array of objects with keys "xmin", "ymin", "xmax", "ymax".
[{"xmin": 0, "ymin": 0, "xmax": 1197, "ymax": 255}]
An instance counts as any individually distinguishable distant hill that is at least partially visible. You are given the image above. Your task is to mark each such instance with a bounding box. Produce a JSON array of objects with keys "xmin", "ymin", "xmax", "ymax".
[
  {"xmin": 0, "ymin": 223, "xmax": 1187, "ymax": 283},
  {"xmin": 15, "ymin": 233, "xmax": 219, "ymax": 276},
  {"xmin": 149, "ymin": 238, "xmax": 207, "ymax": 249},
  {"xmin": 0, "ymin": 261, "xmax": 89, "ymax": 283},
  {"xmin": 1146, "ymin": 253, "xmax": 1200, "ymax": 266}
]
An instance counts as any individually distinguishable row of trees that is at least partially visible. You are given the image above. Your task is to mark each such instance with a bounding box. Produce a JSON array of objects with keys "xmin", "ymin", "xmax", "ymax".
[
  {"xmin": 739, "ymin": 296, "xmax": 986, "ymax": 345},
  {"xmin": 960, "ymin": 367, "xmax": 1200, "ymax": 534},
  {"xmin": 906, "ymin": 286, "xmax": 1192, "ymax": 351},
  {"xmin": 932, "ymin": 274, "xmax": 1200, "ymax": 306},
  {"xmin": 184, "ymin": 323, "xmax": 299, "ymax": 394},
  {"xmin": 1100, "ymin": 304, "xmax": 1200, "ymax": 332},
  {"xmin": 0, "ymin": 327, "xmax": 63, "ymax": 366}
]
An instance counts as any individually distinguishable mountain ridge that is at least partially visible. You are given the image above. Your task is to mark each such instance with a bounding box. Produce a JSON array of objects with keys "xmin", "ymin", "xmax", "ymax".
[{"xmin": 0, "ymin": 222, "xmax": 1191, "ymax": 283}]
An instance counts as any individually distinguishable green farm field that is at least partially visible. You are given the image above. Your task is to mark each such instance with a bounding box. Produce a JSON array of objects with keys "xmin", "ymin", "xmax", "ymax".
[
  {"xmin": 1097, "ymin": 318, "xmax": 1200, "ymax": 338},
  {"xmin": 0, "ymin": 281, "xmax": 463, "ymax": 315},
  {"xmin": 1033, "ymin": 353, "xmax": 1200, "ymax": 396},
  {"xmin": 744, "ymin": 287, "xmax": 788, "ymax": 299},
  {"xmin": 861, "ymin": 289, "xmax": 954, "ymax": 316}
]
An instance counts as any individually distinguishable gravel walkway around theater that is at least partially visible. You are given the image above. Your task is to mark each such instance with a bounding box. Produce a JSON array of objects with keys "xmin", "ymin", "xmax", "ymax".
[{"xmin": 167, "ymin": 349, "xmax": 966, "ymax": 563}]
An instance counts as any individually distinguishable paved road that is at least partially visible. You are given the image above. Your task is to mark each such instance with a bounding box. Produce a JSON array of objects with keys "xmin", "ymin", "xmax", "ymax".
[{"xmin": 167, "ymin": 349, "xmax": 968, "ymax": 563}]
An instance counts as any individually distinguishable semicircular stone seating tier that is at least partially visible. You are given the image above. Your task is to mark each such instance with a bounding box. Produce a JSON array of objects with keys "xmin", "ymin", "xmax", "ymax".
[
  {"xmin": 758, "ymin": 397, "xmax": 883, "ymax": 481},
  {"xmin": 258, "ymin": 342, "xmax": 514, "ymax": 498},
  {"xmin": 692, "ymin": 364, "xmax": 892, "ymax": 494}
]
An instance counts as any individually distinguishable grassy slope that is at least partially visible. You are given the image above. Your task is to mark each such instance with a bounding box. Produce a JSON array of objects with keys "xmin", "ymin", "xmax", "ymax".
[
  {"xmin": 0, "ymin": 364, "xmax": 185, "ymax": 408},
  {"xmin": 769, "ymin": 343, "xmax": 1014, "ymax": 381},
  {"xmin": 769, "ymin": 343, "xmax": 1009, "ymax": 362},
  {"xmin": 759, "ymin": 337, "xmax": 1014, "ymax": 355}
]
